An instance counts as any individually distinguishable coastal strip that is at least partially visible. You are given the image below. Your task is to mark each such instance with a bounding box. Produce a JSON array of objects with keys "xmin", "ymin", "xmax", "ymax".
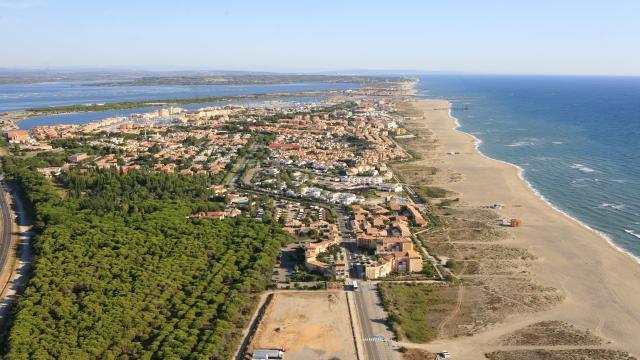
[
  {"xmin": 444, "ymin": 105, "xmax": 640, "ymax": 266},
  {"xmin": 398, "ymin": 98, "xmax": 640, "ymax": 358}
]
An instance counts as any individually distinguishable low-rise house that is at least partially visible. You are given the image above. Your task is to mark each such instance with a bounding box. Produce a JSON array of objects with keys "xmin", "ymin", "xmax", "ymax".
[
  {"xmin": 333, "ymin": 261, "xmax": 347, "ymax": 280},
  {"xmin": 360, "ymin": 235, "xmax": 424, "ymax": 279},
  {"xmin": 406, "ymin": 204, "xmax": 427, "ymax": 226},
  {"xmin": 394, "ymin": 250, "xmax": 423, "ymax": 273},
  {"xmin": 228, "ymin": 194, "xmax": 249, "ymax": 204},
  {"xmin": 191, "ymin": 211, "xmax": 226, "ymax": 220},
  {"xmin": 387, "ymin": 195, "xmax": 407, "ymax": 211},
  {"xmin": 357, "ymin": 235, "xmax": 377, "ymax": 249},
  {"xmin": 210, "ymin": 185, "xmax": 227, "ymax": 195},
  {"xmin": 6, "ymin": 130, "xmax": 30, "ymax": 143},
  {"xmin": 340, "ymin": 176, "xmax": 383, "ymax": 185},
  {"xmin": 392, "ymin": 221, "xmax": 412, "ymax": 237},
  {"xmin": 376, "ymin": 237, "xmax": 413, "ymax": 254},
  {"xmin": 225, "ymin": 208, "xmax": 242, "ymax": 218},
  {"xmin": 68, "ymin": 152, "xmax": 89, "ymax": 163},
  {"xmin": 304, "ymin": 237, "xmax": 341, "ymax": 276},
  {"xmin": 378, "ymin": 183, "xmax": 403, "ymax": 192},
  {"xmin": 36, "ymin": 167, "xmax": 63, "ymax": 177},
  {"xmin": 365, "ymin": 256, "xmax": 394, "ymax": 279},
  {"xmin": 121, "ymin": 164, "xmax": 141, "ymax": 174}
]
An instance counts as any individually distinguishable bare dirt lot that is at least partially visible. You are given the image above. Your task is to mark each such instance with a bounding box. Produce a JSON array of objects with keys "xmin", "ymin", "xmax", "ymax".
[{"xmin": 249, "ymin": 291, "xmax": 356, "ymax": 360}]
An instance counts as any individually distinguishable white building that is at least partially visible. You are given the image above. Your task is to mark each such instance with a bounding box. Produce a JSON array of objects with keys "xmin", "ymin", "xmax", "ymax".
[
  {"xmin": 252, "ymin": 349, "xmax": 284, "ymax": 360},
  {"xmin": 378, "ymin": 183, "xmax": 403, "ymax": 192},
  {"xmin": 339, "ymin": 176, "xmax": 383, "ymax": 185}
]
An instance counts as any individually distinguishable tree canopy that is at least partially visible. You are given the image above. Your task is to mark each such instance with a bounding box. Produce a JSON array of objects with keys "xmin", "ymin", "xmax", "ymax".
[{"xmin": 2, "ymin": 158, "xmax": 287, "ymax": 359}]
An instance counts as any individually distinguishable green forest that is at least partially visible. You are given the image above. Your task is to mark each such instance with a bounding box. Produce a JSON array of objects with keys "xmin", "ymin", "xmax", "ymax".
[{"xmin": 1, "ymin": 157, "xmax": 287, "ymax": 359}]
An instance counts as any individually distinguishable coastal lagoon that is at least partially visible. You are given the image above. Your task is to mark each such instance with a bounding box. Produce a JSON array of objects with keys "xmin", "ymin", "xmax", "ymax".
[
  {"xmin": 416, "ymin": 75, "xmax": 640, "ymax": 260},
  {"xmin": 17, "ymin": 96, "xmax": 327, "ymax": 129},
  {"xmin": 0, "ymin": 81, "xmax": 357, "ymax": 112}
]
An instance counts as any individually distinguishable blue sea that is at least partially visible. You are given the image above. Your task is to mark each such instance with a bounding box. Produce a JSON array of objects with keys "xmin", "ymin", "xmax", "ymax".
[{"xmin": 416, "ymin": 75, "xmax": 640, "ymax": 261}]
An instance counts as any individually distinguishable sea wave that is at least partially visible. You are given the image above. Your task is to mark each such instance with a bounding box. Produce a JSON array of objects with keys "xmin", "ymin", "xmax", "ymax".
[
  {"xmin": 611, "ymin": 179, "xmax": 629, "ymax": 184},
  {"xmin": 571, "ymin": 163, "xmax": 596, "ymax": 173},
  {"xmin": 625, "ymin": 229, "xmax": 640, "ymax": 239},
  {"xmin": 506, "ymin": 141, "xmax": 535, "ymax": 147},
  {"xmin": 571, "ymin": 178, "xmax": 600, "ymax": 187},
  {"xmin": 598, "ymin": 203, "xmax": 626, "ymax": 210}
]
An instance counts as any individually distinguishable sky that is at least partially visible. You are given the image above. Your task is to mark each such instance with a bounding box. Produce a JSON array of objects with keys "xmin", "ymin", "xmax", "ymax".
[{"xmin": 1, "ymin": 0, "xmax": 640, "ymax": 76}]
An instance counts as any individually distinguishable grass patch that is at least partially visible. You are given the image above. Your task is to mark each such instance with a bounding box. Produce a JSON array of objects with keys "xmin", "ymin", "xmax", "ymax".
[
  {"xmin": 499, "ymin": 321, "xmax": 604, "ymax": 346},
  {"xmin": 413, "ymin": 185, "xmax": 449, "ymax": 199},
  {"xmin": 402, "ymin": 348, "xmax": 436, "ymax": 360},
  {"xmin": 379, "ymin": 283, "xmax": 454, "ymax": 343},
  {"xmin": 389, "ymin": 163, "xmax": 437, "ymax": 184},
  {"xmin": 485, "ymin": 349, "xmax": 635, "ymax": 360}
]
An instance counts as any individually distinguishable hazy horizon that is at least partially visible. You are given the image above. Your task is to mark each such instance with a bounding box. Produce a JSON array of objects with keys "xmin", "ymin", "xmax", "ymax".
[
  {"xmin": 2, "ymin": 67, "xmax": 640, "ymax": 79},
  {"xmin": 1, "ymin": 0, "xmax": 640, "ymax": 76}
]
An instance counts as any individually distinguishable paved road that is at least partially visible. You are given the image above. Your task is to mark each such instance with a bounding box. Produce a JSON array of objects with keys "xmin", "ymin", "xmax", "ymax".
[
  {"xmin": 353, "ymin": 281, "xmax": 398, "ymax": 360},
  {"xmin": 335, "ymin": 204, "xmax": 400, "ymax": 360},
  {"xmin": 0, "ymin": 183, "xmax": 13, "ymax": 276}
]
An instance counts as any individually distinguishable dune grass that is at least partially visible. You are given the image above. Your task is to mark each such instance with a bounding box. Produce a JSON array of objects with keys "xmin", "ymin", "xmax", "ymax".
[{"xmin": 379, "ymin": 283, "xmax": 454, "ymax": 343}]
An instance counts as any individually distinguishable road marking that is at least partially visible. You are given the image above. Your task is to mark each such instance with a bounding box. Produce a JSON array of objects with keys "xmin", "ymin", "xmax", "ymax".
[
  {"xmin": 363, "ymin": 336, "xmax": 385, "ymax": 342},
  {"xmin": 364, "ymin": 337, "xmax": 384, "ymax": 342}
]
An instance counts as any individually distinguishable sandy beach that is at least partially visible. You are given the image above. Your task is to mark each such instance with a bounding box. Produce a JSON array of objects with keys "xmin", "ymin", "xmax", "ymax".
[{"xmin": 402, "ymin": 99, "xmax": 640, "ymax": 358}]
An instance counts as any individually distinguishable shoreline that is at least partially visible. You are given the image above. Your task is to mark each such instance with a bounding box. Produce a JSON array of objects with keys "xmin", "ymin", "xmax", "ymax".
[
  {"xmin": 403, "ymin": 98, "xmax": 640, "ymax": 357},
  {"xmin": 445, "ymin": 105, "xmax": 640, "ymax": 266}
]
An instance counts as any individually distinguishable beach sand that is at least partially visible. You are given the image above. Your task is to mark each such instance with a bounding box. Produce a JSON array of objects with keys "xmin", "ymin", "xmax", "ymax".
[{"xmin": 403, "ymin": 99, "xmax": 640, "ymax": 358}]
